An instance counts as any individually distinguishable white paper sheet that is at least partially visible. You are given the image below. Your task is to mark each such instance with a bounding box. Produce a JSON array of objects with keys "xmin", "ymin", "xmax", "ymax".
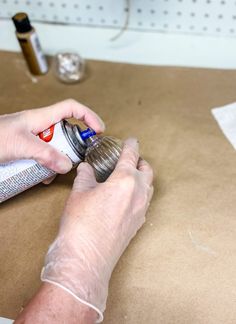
[{"xmin": 212, "ymin": 102, "xmax": 236, "ymax": 150}]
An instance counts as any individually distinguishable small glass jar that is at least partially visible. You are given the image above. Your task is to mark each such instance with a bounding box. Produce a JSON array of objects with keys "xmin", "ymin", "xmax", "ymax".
[{"xmin": 53, "ymin": 52, "xmax": 85, "ymax": 84}]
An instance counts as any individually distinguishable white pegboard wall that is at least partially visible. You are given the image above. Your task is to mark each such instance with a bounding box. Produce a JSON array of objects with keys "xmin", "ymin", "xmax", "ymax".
[{"xmin": 0, "ymin": 0, "xmax": 236, "ymax": 37}]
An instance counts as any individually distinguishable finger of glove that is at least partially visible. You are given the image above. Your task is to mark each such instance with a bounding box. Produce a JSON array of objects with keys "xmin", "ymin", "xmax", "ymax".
[
  {"xmin": 137, "ymin": 158, "xmax": 154, "ymax": 186},
  {"xmin": 148, "ymin": 185, "xmax": 154, "ymax": 204},
  {"xmin": 116, "ymin": 138, "xmax": 140, "ymax": 170},
  {"xmin": 16, "ymin": 133, "xmax": 72, "ymax": 174},
  {"xmin": 73, "ymin": 162, "xmax": 98, "ymax": 192},
  {"xmin": 42, "ymin": 175, "xmax": 57, "ymax": 185},
  {"xmin": 24, "ymin": 99, "xmax": 105, "ymax": 135}
]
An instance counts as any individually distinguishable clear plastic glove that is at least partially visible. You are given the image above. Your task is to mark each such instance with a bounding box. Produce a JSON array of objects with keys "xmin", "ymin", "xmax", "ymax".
[
  {"xmin": 0, "ymin": 99, "xmax": 105, "ymax": 174},
  {"xmin": 41, "ymin": 138, "xmax": 154, "ymax": 322}
]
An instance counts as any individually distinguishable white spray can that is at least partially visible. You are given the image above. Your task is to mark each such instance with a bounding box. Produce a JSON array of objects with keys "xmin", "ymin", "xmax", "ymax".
[{"xmin": 0, "ymin": 120, "xmax": 95, "ymax": 203}]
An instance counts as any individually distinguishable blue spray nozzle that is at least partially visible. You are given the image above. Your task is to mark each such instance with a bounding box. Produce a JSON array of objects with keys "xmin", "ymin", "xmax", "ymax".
[{"xmin": 80, "ymin": 128, "xmax": 96, "ymax": 140}]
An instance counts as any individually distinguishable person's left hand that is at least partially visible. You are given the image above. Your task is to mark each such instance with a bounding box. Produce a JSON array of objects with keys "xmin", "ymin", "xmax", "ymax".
[
  {"xmin": 0, "ymin": 99, "xmax": 105, "ymax": 175},
  {"xmin": 41, "ymin": 138, "xmax": 154, "ymax": 322}
]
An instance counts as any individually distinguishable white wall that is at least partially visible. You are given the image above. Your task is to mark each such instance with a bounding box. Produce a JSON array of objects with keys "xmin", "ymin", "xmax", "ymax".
[{"xmin": 1, "ymin": 0, "xmax": 236, "ymax": 69}]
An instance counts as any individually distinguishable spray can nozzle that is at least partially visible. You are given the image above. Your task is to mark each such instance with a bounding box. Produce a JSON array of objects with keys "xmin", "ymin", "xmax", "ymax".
[{"xmin": 80, "ymin": 128, "xmax": 96, "ymax": 141}]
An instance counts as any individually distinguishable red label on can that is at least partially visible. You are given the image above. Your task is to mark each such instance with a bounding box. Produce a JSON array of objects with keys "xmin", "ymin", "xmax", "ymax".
[{"xmin": 39, "ymin": 125, "xmax": 55, "ymax": 142}]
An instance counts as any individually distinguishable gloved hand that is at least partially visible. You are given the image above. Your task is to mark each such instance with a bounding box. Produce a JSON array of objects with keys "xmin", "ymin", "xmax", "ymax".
[
  {"xmin": 41, "ymin": 138, "xmax": 154, "ymax": 322},
  {"xmin": 0, "ymin": 99, "xmax": 105, "ymax": 174}
]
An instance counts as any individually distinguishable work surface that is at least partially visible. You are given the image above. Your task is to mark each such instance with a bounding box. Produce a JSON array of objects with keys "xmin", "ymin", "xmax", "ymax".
[{"xmin": 0, "ymin": 51, "xmax": 236, "ymax": 324}]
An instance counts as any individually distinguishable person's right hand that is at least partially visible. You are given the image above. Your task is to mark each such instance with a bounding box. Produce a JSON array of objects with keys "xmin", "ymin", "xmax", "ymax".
[
  {"xmin": 0, "ymin": 99, "xmax": 104, "ymax": 173},
  {"xmin": 41, "ymin": 138, "xmax": 154, "ymax": 322}
]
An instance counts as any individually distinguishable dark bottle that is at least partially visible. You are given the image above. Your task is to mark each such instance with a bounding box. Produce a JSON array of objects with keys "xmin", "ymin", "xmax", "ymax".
[{"xmin": 12, "ymin": 12, "xmax": 48, "ymax": 75}]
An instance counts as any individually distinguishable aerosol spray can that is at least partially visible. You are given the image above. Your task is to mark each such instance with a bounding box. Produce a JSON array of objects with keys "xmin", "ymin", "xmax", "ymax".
[
  {"xmin": 12, "ymin": 12, "xmax": 48, "ymax": 75},
  {"xmin": 0, "ymin": 121, "xmax": 122, "ymax": 203},
  {"xmin": 0, "ymin": 121, "xmax": 95, "ymax": 203}
]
